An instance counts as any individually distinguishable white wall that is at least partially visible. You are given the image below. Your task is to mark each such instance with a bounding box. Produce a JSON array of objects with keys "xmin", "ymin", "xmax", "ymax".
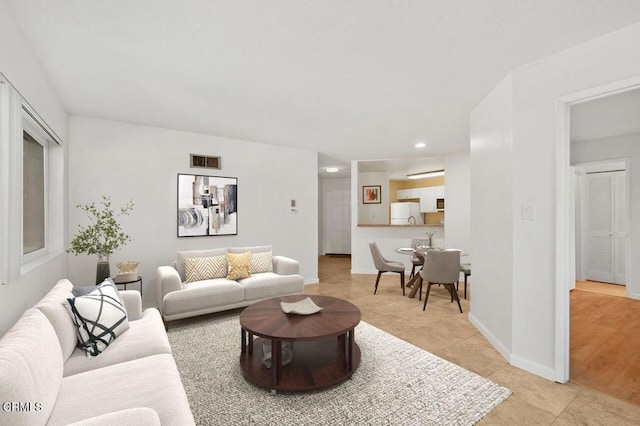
[
  {"xmin": 470, "ymin": 21, "xmax": 640, "ymax": 382},
  {"xmin": 357, "ymin": 172, "xmax": 389, "ymax": 225},
  {"xmin": 318, "ymin": 177, "xmax": 350, "ymax": 254},
  {"xmin": 0, "ymin": 2, "xmax": 68, "ymax": 335},
  {"xmin": 469, "ymin": 74, "xmax": 514, "ymax": 361},
  {"xmin": 68, "ymin": 116, "xmax": 318, "ymax": 305},
  {"xmin": 444, "ymin": 151, "xmax": 471, "ymax": 262},
  {"xmin": 571, "ymin": 133, "xmax": 640, "ymax": 298}
]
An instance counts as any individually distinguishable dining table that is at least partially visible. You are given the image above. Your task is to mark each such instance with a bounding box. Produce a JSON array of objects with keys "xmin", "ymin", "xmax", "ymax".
[{"xmin": 395, "ymin": 247, "xmax": 468, "ymax": 299}]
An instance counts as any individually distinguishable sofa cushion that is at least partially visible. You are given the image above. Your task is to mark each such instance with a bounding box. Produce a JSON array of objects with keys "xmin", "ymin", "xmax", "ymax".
[
  {"xmin": 249, "ymin": 251, "xmax": 273, "ymax": 274},
  {"xmin": 228, "ymin": 244, "xmax": 272, "ymax": 254},
  {"xmin": 163, "ymin": 279, "xmax": 244, "ymax": 317},
  {"xmin": 184, "ymin": 255, "xmax": 227, "ymax": 282},
  {"xmin": 34, "ymin": 278, "xmax": 78, "ymax": 362},
  {"xmin": 240, "ymin": 272, "xmax": 305, "ymax": 301},
  {"xmin": 0, "ymin": 308, "xmax": 63, "ymax": 426},
  {"xmin": 63, "ymin": 308, "xmax": 171, "ymax": 377},
  {"xmin": 65, "ymin": 284, "xmax": 130, "ymax": 358},
  {"xmin": 226, "ymin": 251, "xmax": 251, "ymax": 280},
  {"xmin": 176, "ymin": 248, "xmax": 228, "ymax": 281},
  {"xmin": 48, "ymin": 354, "xmax": 195, "ymax": 426}
]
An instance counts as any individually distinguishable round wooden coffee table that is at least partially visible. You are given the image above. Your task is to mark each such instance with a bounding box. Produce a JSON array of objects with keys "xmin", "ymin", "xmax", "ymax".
[{"xmin": 239, "ymin": 295, "xmax": 361, "ymax": 392}]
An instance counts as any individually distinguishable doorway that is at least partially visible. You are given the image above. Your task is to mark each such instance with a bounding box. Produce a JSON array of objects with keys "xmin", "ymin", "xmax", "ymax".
[
  {"xmin": 565, "ymin": 86, "xmax": 640, "ymax": 401},
  {"xmin": 323, "ymin": 189, "xmax": 351, "ymax": 255}
]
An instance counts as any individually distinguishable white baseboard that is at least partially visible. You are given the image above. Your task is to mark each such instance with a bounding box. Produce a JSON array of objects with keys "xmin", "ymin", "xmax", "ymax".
[
  {"xmin": 467, "ymin": 313, "xmax": 510, "ymax": 362},
  {"xmin": 468, "ymin": 313, "xmax": 560, "ymax": 383},
  {"xmin": 304, "ymin": 277, "xmax": 319, "ymax": 285},
  {"xmin": 510, "ymin": 354, "xmax": 558, "ymax": 382},
  {"xmin": 627, "ymin": 291, "xmax": 640, "ymax": 300},
  {"xmin": 350, "ymin": 269, "xmax": 378, "ymax": 275}
]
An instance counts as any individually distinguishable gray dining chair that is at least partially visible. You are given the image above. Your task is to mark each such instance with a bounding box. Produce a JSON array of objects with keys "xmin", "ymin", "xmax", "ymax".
[
  {"xmin": 419, "ymin": 249, "xmax": 463, "ymax": 313},
  {"xmin": 459, "ymin": 263, "xmax": 471, "ymax": 299},
  {"xmin": 369, "ymin": 241, "xmax": 405, "ymax": 296}
]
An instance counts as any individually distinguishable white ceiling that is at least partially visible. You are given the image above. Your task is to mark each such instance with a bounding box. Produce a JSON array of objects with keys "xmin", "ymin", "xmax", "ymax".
[{"xmin": 6, "ymin": 1, "xmax": 640, "ymax": 173}]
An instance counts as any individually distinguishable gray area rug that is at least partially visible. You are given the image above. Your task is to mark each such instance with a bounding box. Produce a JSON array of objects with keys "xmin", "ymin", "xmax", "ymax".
[{"xmin": 167, "ymin": 313, "xmax": 511, "ymax": 425}]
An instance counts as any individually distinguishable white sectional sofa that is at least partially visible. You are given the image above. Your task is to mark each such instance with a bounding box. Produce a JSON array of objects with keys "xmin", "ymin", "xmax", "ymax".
[
  {"xmin": 0, "ymin": 279, "xmax": 194, "ymax": 426},
  {"xmin": 156, "ymin": 245, "xmax": 305, "ymax": 322}
]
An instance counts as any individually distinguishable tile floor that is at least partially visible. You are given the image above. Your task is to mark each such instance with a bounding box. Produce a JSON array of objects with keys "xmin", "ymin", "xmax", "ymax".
[{"xmin": 305, "ymin": 255, "xmax": 640, "ymax": 425}]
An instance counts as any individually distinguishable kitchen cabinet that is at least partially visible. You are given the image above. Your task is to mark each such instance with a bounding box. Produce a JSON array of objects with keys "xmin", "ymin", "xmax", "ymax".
[
  {"xmin": 419, "ymin": 185, "xmax": 445, "ymax": 213},
  {"xmin": 396, "ymin": 188, "xmax": 421, "ymax": 200}
]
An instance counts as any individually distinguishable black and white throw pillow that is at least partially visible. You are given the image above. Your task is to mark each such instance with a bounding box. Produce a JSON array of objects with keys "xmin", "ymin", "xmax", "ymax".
[{"xmin": 65, "ymin": 283, "xmax": 129, "ymax": 358}]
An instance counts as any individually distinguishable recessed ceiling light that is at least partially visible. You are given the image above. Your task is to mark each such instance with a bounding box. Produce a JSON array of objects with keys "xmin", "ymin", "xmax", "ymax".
[
  {"xmin": 415, "ymin": 142, "xmax": 426, "ymax": 148},
  {"xmin": 326, "ymin": 167, "xmax": 339, "ymax": 173}
]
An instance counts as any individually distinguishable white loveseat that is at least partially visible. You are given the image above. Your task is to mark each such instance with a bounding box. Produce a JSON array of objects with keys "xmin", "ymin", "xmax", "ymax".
[
  {"xmin": 156, "ymin": 245, "xmax": 305, "ymax": 322},
  {"xmin": 0, "ymin": 279, "xmax": 194, "ymax": 426}
]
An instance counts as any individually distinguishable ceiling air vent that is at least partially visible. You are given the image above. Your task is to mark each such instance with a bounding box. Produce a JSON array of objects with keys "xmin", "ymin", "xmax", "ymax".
[{"xmin": 190, "ymin": 154, "xmax": 221, "ymax": 169}]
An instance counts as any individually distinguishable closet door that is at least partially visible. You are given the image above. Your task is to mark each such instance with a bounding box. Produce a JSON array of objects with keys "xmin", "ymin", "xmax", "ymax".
[{"xmin": 586, "ymin": 172, "xmax": 615, "ymax": 283}]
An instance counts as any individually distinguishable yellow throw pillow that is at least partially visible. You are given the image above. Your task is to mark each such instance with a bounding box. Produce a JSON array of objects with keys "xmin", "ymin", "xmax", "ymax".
[{"xmin": 227, "ymin": 251, "xmax": 251, "ymax": 280}]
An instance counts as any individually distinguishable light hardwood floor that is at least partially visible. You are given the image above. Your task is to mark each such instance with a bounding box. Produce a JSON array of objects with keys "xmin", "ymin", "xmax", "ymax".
[
  {"xmin": 305, "ymin": 255, "xmax": 640, "ymax": 425},
  {"xmin": 570, "ymin": 286, "xmax": 640, "ymax": 407}
]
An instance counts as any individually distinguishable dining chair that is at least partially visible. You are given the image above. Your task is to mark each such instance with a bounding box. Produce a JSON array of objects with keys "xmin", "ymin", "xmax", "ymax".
[
  {"xmin": 369, "ymin": 241, "xmax": 406, "ymax": 296},
  {"xmin": 419, "ymin": 249, "xmax": 463, "ymax": 313},
  {"xmin": 459, "ymin": 263, "xmax": 471, "ymax": 299}
]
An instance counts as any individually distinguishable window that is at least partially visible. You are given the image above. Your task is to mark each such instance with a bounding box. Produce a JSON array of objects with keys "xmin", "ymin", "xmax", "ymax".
[
  {"xmin": 22, "ymin": 130, "xmax": 46, "ymax": 257},
  {"xmin": 0, "ymin": 73, "xmax": 63, "ymax": 283}
]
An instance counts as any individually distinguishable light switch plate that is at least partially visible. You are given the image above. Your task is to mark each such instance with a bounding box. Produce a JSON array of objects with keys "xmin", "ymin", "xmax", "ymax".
[{"xmin": 522, "ymin": 203, "xmax": 536, "ymax": 221}]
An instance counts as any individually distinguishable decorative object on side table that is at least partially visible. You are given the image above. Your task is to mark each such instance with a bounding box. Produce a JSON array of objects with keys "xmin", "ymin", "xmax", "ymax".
[
  {"xmin": 67, "ymin": 194, "xmax": 134, "ymax": 284},
  {"xmin": 114, "ymin": 261, "xmax": 140, "ymax": 283}
]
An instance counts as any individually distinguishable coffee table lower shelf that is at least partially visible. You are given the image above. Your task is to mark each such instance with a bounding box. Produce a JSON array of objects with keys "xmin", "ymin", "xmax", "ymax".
[{"xmin": 240, "ymin": 337, "xmax": 361, "ymax": 392}]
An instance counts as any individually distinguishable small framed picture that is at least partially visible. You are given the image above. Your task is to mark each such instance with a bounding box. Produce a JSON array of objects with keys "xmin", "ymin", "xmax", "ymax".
[{"xmin": 362, "ymin": 185, "xmax": 382, "ymax": 204}]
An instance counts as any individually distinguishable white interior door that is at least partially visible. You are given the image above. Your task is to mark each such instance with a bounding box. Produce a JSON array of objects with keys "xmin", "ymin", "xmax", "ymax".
[
  {"xmin": 586, "ymin": 171, "xmax": 626, "ymax": 284},
  {"xmin": 324, "ymin": 189, "xmax": 351, "ymax": 254},
  {"xmin": 586, "ymin": 172, "xmax": 614, "ymax": 283},
  {"xmin": 614, "ymin": 171, "xmax": 626, "ymax": 285}
]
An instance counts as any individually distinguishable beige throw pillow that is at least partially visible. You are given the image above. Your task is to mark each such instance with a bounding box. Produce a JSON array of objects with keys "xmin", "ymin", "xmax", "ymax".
[
  {"xmin": 184, "ymin": 255, "xmax": 228, "ymax": 283},
  {"xmin": 250, "ymin": 251, "xmax": 273, "ymax": 274},
  {"xmin": 227, "ymin": 252, "xmax": 252, "ymax": 280}
]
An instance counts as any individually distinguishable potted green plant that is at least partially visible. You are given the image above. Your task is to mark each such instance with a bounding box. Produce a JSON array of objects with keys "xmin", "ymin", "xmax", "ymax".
[
  {"xmin": 425, "ymin": 230, "xmax": 436, "ymax": 248},
  {"xmin": 67, "ymin": 194, "xmax": 134, "ymax": 284}
]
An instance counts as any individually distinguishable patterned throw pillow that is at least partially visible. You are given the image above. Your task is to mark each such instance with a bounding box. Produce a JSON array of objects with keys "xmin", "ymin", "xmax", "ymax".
[
  {"xmin": 65, "ymin": 284, "xmax": 129, "ymax": 358},
  {"xmin": 184, "ymin": 256, "xmax": 228, "ymax": 283},
  {"xmin": 227, "ymin": 251, "xmax": 252, "ymax": 280},
  {"xmin": 250, "ymin": 251, "xmax": 273, "ymax": 274}
]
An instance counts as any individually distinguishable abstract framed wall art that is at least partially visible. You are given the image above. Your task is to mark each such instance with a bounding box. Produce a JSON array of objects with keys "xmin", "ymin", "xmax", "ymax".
[
  {"xmin": 362, "ymin": 185, "xmax": 381, "ymax": 204},
  {"xmin": 177, "ymin": 173, "xmax": 238, "ymax": 237}
]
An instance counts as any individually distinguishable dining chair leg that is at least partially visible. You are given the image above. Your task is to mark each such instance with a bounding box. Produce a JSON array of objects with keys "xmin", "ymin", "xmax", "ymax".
[
  {"xmin": 422, "ymin": 282, "xmax": 433, "ymax": 311},
  {"xmin": 418, "ymin": 277, "xmax": 423, "ymax": 301},
  {"xmin": 400, "ymin": 272, "xmax": 405, "ymax": 296},
  {"xmin": 374, "ymin": 271, "xmax": 382, "ymax": 294},
  {"xmin": 464, "ymin": 274, "xmax": 468, "ymax": 299},
  {"xmin": 449, "ymin": 283, "xmax": 463, "ymax": 313}
]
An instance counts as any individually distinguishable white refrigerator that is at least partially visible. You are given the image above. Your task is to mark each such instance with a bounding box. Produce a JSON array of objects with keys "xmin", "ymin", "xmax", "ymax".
[{"xmin": 390, "ymin": 202, "xmax": 424, "ymax": 225}]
